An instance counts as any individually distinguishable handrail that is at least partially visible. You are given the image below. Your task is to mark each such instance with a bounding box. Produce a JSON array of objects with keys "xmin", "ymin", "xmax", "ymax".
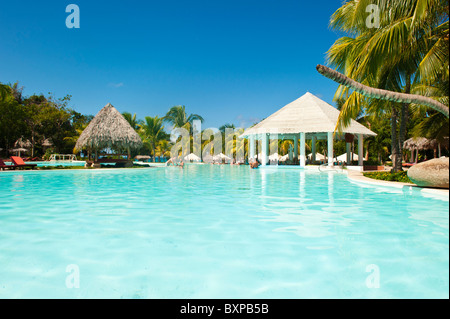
[{"xmin": 318, "ymin": 161, "xmax": 345, "ymax": 172}]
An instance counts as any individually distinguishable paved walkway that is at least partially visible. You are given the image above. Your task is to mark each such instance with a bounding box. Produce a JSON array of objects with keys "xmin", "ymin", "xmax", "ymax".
[{"xmin": 346, "ymin": 169, "xmax": 449, "ymax": 199}]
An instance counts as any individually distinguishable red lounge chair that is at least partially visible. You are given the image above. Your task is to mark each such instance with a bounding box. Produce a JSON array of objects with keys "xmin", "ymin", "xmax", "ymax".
[
  {"xmin": 0, "ymin": 159, "xmax": 14, "ymax": 170},
  {"xmin": 10, "ymin": 156, "xmax": 37, "ymax": 170}
]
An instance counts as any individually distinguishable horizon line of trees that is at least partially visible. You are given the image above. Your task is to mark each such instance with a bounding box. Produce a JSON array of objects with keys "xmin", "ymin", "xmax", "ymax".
[{"xmin": 1, "ymin": 80, "xmax": 447, "ymax": 164}]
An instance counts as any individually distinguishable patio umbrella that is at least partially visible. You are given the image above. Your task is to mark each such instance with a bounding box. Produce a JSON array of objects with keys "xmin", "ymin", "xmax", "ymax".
[
  {"xmin": 279, "ymin": 154, "xmax": 289, "ymax": 162},
  {"xmin": 269, "ymin": 153, "xmax": 279, "ymax": 161},
  {"xmin": 307, "ymin": 153, "xmax": 326, "ymax": 160},
  {"xmin": 213, "ymin": 153, "xmax": 232, "ymax": 163},
  {"xmin": 10, "ymin": 148, "xmax": 28, "ymax": 157},
  {"xmin": 336, "ymin": 152, "xmax": 360, "ymax": 162},
  {"xmin": 135, "ymin": 155, "xmax": 151, "ymax": 161},
  {"xmin": 403, "ymin": 137, "xmax": 437, "ymax": 163},
  {"xmin": 184, "ymin": 153, "xmax": 201, "ymax": 162}
]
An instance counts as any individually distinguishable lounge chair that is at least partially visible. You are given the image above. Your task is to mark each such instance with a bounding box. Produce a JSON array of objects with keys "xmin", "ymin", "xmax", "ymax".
[
  {"xmin": 10, "ymin": 156, "xmax": 37, "ymax": 170},
  {"xmin": 0, "ymin": 159, "xmax": 14, "ymax": 170}
]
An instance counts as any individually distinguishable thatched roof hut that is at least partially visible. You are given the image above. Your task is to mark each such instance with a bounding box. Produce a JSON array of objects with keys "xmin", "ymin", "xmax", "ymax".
[
  {"xmin": 41, "ymin": 138, "xmax": 53, "ymax": 148},
  {"xmin": 75, "ymin": 103, "xmax": 143, "ymax": 157},
  {"xmin": 403, "ymin": 137, "xmax": 436, "ymax": 150},
  {"xmin": 14, "ymin": 138, "xmax": 32, "ymax": 149}
]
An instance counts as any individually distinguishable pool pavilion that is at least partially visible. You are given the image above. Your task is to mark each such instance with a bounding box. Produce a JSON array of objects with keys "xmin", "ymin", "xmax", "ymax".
[{"xmin": 240, "ymin": 92, "xmax": 376, "ymax": 168}]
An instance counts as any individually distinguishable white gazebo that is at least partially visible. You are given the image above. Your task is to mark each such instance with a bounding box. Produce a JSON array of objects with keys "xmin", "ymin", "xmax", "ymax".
[{"xmin": 240, "ymin": 92, "xmax": 376, "ymax": 168}]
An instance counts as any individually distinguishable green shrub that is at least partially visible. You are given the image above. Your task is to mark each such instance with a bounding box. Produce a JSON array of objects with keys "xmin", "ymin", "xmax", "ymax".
[{"xmin": 363, "ymin": 171, "xmax": 412, "ymax": 183}]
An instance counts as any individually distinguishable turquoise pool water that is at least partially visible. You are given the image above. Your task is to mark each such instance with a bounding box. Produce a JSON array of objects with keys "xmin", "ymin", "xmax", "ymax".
[
  {"xmin": 33, "ymin": 161, "xmax": 86, "ymax": 167},
  {"xmin": 0, "ymin": 165, "xmax": 448, "ymax": 298}
]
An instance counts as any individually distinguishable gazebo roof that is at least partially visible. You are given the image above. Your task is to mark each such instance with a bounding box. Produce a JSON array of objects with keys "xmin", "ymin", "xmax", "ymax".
[{"xmin": 240, "ymin": 92, "xmax": 376, "ymax": 138}]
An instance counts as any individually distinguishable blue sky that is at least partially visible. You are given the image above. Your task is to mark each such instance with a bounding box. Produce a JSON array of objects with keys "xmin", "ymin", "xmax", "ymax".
[{"xmin": 0, "ymin": 0, "xmax": 344, "ymax": 129}]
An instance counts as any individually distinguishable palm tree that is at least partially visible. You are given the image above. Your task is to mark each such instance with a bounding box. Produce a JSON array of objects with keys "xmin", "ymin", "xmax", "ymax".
[
  {"xmin": 122, "ymin": 112, "xmax": 143, "ymax": 131},
  {"xmin": 155, "ymin": 139, "xmax": 172, "ymax": 158},
  {"xmin": 164, "ymin": 105, "xmax": 204, "ymax": 132},
  {"xmin": 410, "ymin": 77, "xmax": 449, "ymax": 156},
  {"xmin": 139, "ymin": 116, "xmax": 168, "ymax": 162},
  {"xmin": 219, "ymin": 123, "xmax": 236, "ymax": 154},
  {"xmin": 325, "ymin": 0, "xmax": 449, "ymax": 171}
]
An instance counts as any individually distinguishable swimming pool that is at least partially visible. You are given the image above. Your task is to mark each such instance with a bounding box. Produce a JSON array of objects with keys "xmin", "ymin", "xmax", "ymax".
[
  {"xmin": 0, "ymin": 165, "xmax": 448, "ymax": 298},
  {"xmin": 32, "ymin": 161, "xmax": 86, "ymax": 167}
]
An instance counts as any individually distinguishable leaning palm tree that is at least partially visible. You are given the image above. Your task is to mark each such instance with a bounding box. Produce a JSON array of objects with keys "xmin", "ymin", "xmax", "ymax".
[
  {"xmin": 324, "ymin": 0, "xmax": 448, "ymax": 171},
  {"xmin": 139, "ymin": 116, "xmax": 168, "ymax": 162},
  {"xmin": 164, "ymin": 105, "xmax": 204, "ymax": 132},
  {"xmin": 317, "ymin": 65, "xmax": 449, "ymax": 118}
]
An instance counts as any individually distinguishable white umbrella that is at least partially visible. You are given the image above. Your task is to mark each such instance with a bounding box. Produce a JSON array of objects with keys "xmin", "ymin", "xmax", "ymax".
[
  {"xmin": 336, "ymin": 153, "xmax": 360, "ymax": 162},
  {"xmin": 213, "ymin": 153, "xmax": 232, "ymax": 163},
  {"xmin": 269, "ymin": 153, "xmax": 279, "ymax": 162},
  {"xmin": 184, "ymin": 153, "xmax": 201, "ymax": 162},
  {"xmin": 308, "ymin": 153, "xmax": 326, "ymax": 160}
]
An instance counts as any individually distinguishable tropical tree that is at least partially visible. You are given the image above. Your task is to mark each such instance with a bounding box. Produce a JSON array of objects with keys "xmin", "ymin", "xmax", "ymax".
[
  {"xmin": 122, "ymin": 112, "xmax": 143, "ymax": 131},
  {"xmin": 139, "ymin": 116, "xmax": 168, "ymax": 162},
  {"xmin": 324, "ymin": 0, "xmax": 449, "ymax": 171},
  {"xmin": 0, "ymin": 83, "xmax": 27, "ymax": 155},
  {"xmin": 164, "ymin": 105, "xmax": 204, "ymax": 132}
]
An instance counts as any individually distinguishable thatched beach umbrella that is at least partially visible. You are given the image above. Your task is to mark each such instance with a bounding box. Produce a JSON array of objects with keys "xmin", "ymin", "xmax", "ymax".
[
  {"xmin": 9, "ymin": 148, "xmax": 28, "ymax": 157},
  {"xmin": 75, "ymin": 103, "xmax": 143, "ymax": 159},
  {"xmin": 135, "ymin": 155, "xmax": 151, "ymax": 161},
  {"xmin": 403, "ymin": 137, "xmax": 437, "ymax": 163},
  {"xmin": 14, "ymin": 138, "xmax": 32, "ymax": 149},
  {"xmin": 42, "ymin": 138, "xmax": 53, "ymax": 148}
]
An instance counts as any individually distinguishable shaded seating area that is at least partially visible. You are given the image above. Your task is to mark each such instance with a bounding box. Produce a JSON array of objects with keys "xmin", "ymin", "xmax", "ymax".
[
  {"xmin": 75, "ymin": 103, "xmax": 143, "ymax": 168},
  {"xmin": 240, "ymin": 92, "xmax": 376, "ymax": 168}
]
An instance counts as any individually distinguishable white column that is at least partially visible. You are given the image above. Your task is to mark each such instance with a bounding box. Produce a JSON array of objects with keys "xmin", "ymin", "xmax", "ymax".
[
  {"xmin": 300, "ymin": 132, "xmax": 306, "ymax": 167},
  {"xmin": 293, "ymin": 134, "xmax": 298, "ymax": 163},
  {"xmin": 327, "ymin": 132, "xmax": 334, "ymax": 167},
  {"xmin": 346, "ymin": 142, "xmax": 351, "ymax": 164},
  {"xmin": 249, "ymin": 135, "xmax": 255, "ymax": 161},
  {"xmin": 358, "ymin": 134, "xmax": 364, "ymax": 166},
  {"xmin": 311, "ymin": 136, "xmax": 316, "ymax": 163},
  {"xmin": 261, "ymin": 134, "xmax": 269, "ymax": 166}
]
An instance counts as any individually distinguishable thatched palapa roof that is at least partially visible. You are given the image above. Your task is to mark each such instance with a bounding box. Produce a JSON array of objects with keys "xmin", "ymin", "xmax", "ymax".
[
  {"xmin": 75, "ymin": 103, "xmax": 143, "ymax": 152},
  {"xmin": 403, "ymin": 137, "xmax": 437, "ymax": 150}
]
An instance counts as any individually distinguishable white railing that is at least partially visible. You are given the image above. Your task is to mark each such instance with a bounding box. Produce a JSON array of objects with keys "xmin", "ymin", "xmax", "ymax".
[{"xmin": 49, "ymin": 154, "xmax": 77, "ymax": 161}]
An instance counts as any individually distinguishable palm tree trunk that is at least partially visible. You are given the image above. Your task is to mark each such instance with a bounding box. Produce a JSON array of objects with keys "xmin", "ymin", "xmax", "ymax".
[
  {"xmin": 31, "ymin": 132, "xmax": 35, "ymax": 157},
  {"xmin": 364, "ymin": 140, "xmax": 370, "ymax": 161},
  {"xmin": 397, "ymin": 75, "xmax": 411, "ymax": 171},
  {"xmin": 152, "ymin": 144, "xmax": 156, "ymax": 163},
  {"xmin": 316, "ymin": 65, "xmax": 449, "ymax": 118},
  {"xmin": 390, "ymin": 106, "xmax": 400, "ymax": 172}
]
